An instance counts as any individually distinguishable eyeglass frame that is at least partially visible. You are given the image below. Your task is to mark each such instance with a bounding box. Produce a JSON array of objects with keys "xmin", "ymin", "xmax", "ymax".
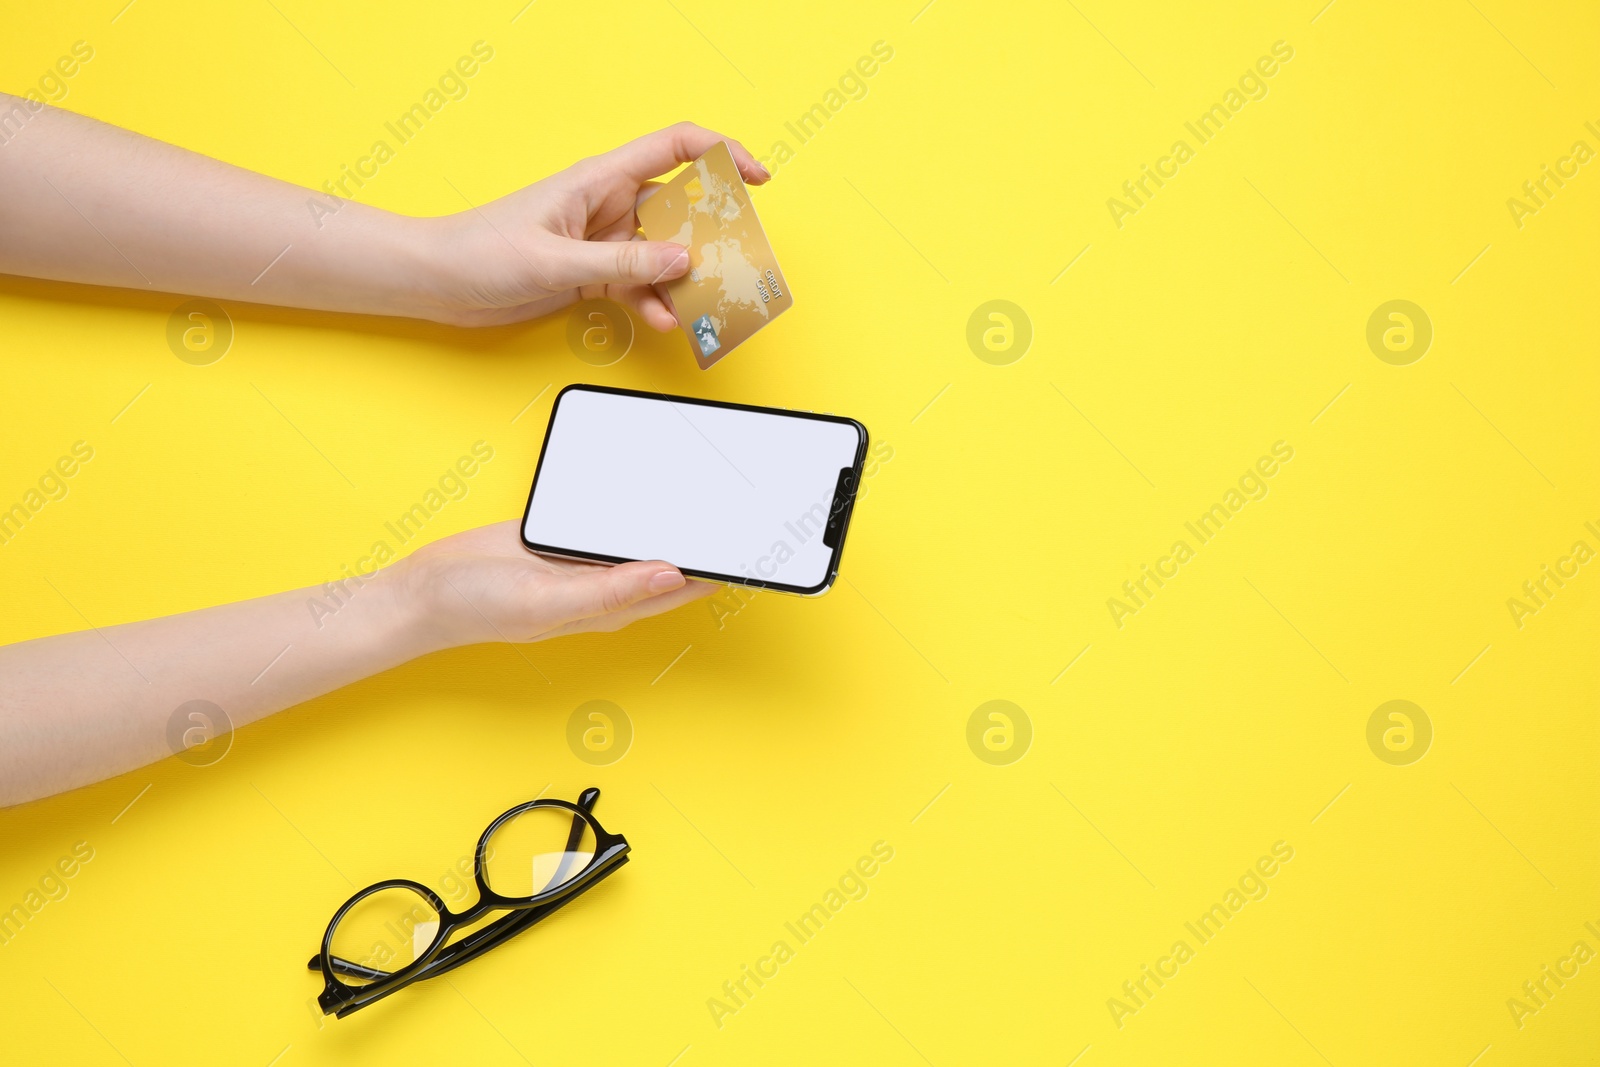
[{"xmin": 307, "ymin": 787, "xmax": 629, "ymax": 1018}]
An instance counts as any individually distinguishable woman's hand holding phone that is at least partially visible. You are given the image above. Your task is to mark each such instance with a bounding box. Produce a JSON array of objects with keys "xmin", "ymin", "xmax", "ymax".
[
  {"xmin": 0, "ymin": 522, "xmax": 714, "ymax": 807},
  {"xmin": 393, "ymin": 520, "xmax": 716, "ymax": 647}
]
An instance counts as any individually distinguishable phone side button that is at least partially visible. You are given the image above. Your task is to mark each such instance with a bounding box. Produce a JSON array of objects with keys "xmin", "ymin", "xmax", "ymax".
[{"xmin": 822, "ymin": 467, "xmax": 856, "ymax": 550}]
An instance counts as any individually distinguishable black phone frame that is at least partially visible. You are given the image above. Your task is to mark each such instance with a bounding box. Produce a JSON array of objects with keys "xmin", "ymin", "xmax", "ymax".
[{"xmin": 519, "ymin": 384, "xmax": 869, "ymax": 596}]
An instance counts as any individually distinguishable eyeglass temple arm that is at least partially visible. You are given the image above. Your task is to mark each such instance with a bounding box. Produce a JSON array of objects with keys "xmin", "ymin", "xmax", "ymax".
[{"xmin": 309, "ymin": 788, "xmax": 604, "ymax": 977}]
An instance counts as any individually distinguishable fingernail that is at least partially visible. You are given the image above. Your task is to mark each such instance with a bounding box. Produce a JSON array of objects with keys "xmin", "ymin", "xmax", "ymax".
[
  {"xmin": 754, "ymin": 162, "xmax": 772, "ymax": 181},
  {"xmin": 660, "ymin": 247, "xmax": 690, "ymax": 275},
  {"xmin": 649, "ymin": 569, "xmax": 685, "ymax": 593}
]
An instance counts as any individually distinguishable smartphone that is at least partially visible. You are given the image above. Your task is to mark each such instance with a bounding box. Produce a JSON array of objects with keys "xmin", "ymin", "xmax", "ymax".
[{"xmin": 521, "ymin": 385, "xmax": 868, "ymax": 595}]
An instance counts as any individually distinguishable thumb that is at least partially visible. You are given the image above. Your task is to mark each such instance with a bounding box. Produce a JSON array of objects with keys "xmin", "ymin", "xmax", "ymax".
[
  {"xmin": 545, "ymin": 561, "xmax": 686, "ymax": 624},
  {"xmin": 548, "ymin": 238, "xmax": 690, "ymax": 288}
]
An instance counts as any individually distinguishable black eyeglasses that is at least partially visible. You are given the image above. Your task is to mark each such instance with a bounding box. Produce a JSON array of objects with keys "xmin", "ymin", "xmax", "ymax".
[{"xmin": 306, "ymin": 787, "xmax": 629, "ymax": 1018}]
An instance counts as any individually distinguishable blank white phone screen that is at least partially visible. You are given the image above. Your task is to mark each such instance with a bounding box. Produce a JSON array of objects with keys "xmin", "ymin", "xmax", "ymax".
[{"xmin": 524, "ymin": 389, "xmax": 864, "ymax": 590}]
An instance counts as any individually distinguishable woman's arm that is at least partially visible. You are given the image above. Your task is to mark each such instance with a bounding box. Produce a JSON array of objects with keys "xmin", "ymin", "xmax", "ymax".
[
  {"xmin": 0, "ymin": 99, "xmax": 769, "ymax": 328},
  {"xmin": 0, "ymin": 521, "xmax": 713, "ymax": 807}
]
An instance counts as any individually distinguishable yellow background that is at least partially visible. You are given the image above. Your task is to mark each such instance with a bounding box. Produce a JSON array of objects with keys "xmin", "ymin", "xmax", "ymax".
[{"xmin": 2, "ymin": 1, "xmax": 1597, "ymax": 1063}]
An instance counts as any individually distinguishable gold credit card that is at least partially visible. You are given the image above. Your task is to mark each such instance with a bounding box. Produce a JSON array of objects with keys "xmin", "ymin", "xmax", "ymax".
[{"xmin": 637, "ymin": 141, "xmax": 793, "ymax": 369}]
